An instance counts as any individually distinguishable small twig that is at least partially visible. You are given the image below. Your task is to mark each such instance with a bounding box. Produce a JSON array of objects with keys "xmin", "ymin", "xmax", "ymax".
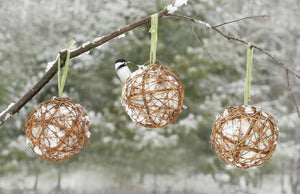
[
  {"xmin": 191, "ymin": 25, "xmax": 215, "ymax": 62},
  {"xmin": 286, "ymin": 70, "xmax": 300, "ymax": 118},
  {"xmin": 213, "ymin": 15, "xmax": 269, "ymax": 28}
]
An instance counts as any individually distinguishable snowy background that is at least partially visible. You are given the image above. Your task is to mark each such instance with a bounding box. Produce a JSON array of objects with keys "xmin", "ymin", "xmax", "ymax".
[{"xmin": 0, "ymin": 0, "xmax": 299, "ymax": 193}]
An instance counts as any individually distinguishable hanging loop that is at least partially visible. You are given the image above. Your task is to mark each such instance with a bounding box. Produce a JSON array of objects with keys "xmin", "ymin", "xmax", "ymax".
[
  {"xmin": 149, "ymin": 13, "xmax": 159, "ymax": 65},
  {"xmin": 58, "ymin": 39, "xmax": 76, "ymax": 98},
  {"xmin": 244, "ymin": 43, "xmax": 254, "ymax": 106}
]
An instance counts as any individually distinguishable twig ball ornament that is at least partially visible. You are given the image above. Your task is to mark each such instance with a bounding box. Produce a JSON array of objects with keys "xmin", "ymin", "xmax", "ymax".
[
  {"xmin": 210, "ymin": 106, "xmax": 279, "ymax": 169},
  {"xmin": 24, "ymin": 97, "xmax": 90, "ymax": 162},
  {"xmin": 121, "ymin": 62, "xmax": 184, "ymax": 129}
]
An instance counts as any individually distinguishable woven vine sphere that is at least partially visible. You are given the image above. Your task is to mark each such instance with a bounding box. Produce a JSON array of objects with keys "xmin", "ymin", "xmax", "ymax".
[
  {"xmin": 121, "ymin": 62, "xmax": 184, "ymax": 129},
  {"xmin": 210, "ymin": 106, "xmax": 278, "ymax": 169},
  {"xmin": 24, "ymin": 97, "xmax": 90, "ymax": 162}
]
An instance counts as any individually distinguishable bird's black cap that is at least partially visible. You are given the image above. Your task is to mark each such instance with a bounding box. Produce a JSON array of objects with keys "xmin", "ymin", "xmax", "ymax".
[{"xmin": 115, "ymin": 59, "xmax": 126, "ymax": 63}]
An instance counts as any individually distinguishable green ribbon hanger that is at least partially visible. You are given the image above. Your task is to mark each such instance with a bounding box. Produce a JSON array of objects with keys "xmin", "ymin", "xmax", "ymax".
[
  {"xmin": 58, "ymin": 39, "xmax": 76, "ymax": 98},
  {"xmin": 149, "ymin": 13, "xmax": 158, "ymax": 65},
  {"xmin": 244, "ymin": 43, "xmax": 254, "ymax": 106}
]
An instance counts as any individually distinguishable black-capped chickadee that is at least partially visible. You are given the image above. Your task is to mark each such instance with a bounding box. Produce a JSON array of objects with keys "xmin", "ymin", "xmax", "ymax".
[{"xmin": 115, "ymin": 59, "xmax": 132, "ymax": 83}]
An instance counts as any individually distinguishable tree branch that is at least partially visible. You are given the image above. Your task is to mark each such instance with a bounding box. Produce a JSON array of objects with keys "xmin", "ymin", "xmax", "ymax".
[
  {"xmin": 210, "ymin": 26, "xmax": 300, "ymax": 79},
  {"xmin": 0, "ymin": 8, "xmax": 299, "ymax": 127},
  {"xmin": 209, "ymin": 25, "xmax": 300, "ymax": 118},
  {"xmin": 166, "ymin": 13, "xmax": 300, "ymax": 78},
  {"xmin": 0, "ymin": 9, "xmax": 167, "ymax": 127},
  {"xmin": 166, "ymin": 13, "xmax": 299, "ymax": 118}
]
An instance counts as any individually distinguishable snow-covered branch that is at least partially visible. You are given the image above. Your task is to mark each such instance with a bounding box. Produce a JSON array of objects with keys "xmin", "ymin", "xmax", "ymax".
[{"xmin": 0, "ymin": 9, "xmax": 167, "ymax": 128}]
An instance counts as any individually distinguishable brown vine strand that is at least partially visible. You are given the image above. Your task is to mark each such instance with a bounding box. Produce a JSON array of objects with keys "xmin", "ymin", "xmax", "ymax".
[{"xmin": 0, "ymin": 9, "xmax": 299, "ymax": 127}]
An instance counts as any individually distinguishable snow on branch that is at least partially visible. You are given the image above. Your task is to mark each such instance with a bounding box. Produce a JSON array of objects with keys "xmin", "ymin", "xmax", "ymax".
[
  {"xmin": 0, "ymin": 103, "xmax": 15, "ymax": 125},
  {"xmin": 166, "ymin": 0, "xmax": 188, "ymax": 14},
  {"xmin": 165, "ymin": 13, "xmax": 211, "ymax": 29}
]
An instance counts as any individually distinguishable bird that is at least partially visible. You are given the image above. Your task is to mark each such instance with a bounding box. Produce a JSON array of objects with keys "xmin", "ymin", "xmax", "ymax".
[{"xmin": 114, "ymin": 59, "xmax": 132, "ymax": 83}]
